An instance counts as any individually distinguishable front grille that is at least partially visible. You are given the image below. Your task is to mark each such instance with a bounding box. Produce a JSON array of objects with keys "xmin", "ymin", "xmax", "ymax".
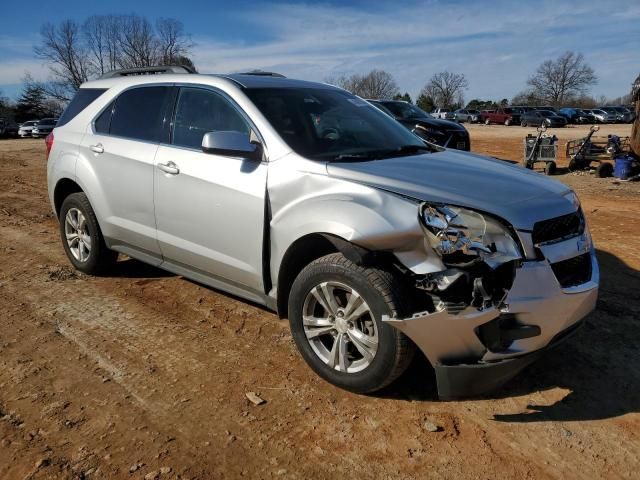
[
  {"xmin": 532, "ymin": 210, "xmax": 584, "ymax": 245},
  {"xmin": 551, "ymin": 253, "xmax": 592, "ymax": 288}
]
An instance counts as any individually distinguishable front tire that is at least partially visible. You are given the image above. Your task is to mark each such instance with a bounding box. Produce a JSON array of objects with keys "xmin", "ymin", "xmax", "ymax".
[
  {"xmin": 288, "ymin": 253, "xmax": 415, "ymax": 394},
  {"xmin": 59, "ymin": 193, "xmax": 117, "ymax": 275}
]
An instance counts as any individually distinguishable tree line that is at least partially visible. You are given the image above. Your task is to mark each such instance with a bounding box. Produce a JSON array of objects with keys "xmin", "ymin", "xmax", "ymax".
[
  {"xmin": 0, "ymin": 12, "xmax": 633, "ymax": 125},
  {"xmin": 2, "ymin": 14, "xmax": 194, "ymax": 122}
]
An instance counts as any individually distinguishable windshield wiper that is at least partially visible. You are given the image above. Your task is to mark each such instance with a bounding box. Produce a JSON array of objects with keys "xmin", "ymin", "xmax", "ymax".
[
  {"xmin": 326, "ymin": 144, "xmax": 432, "ymax": 162},
  {"xmin": 331, "ymin": 152, "xmax": 381, "ymax": 162},
  {"xmin": 375, "ymin": 144, "xmax": 433, "ymax": 158}
]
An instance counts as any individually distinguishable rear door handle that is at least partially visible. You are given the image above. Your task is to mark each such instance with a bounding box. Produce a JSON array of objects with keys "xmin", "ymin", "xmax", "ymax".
[
  {"xmin": 89, "ymin": 143, "xmax": 104, "ymax": 154},
  {"xmin": 158, "ymin": 161, "xmax": 180, "ymax": 175}
]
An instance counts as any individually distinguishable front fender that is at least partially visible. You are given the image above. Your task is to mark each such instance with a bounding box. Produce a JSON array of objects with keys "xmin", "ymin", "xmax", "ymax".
[{"xmin": 268, "ymin": 155, "xmax": 445, "ymax": 285}]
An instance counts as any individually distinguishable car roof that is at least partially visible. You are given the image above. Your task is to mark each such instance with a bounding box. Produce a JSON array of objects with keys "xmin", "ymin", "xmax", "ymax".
[
  {"xmin": 221, "ymin": 73, "xmax": 336, "ymax": 90},
  {"xmin": 82, "ymin": 72, "xmax": 339, "ymax": 92}
]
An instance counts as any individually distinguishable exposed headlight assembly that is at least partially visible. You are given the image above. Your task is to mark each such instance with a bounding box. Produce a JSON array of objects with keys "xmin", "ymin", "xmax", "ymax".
[{"xmin": 419, "ymin": 203, "xmax": 521, "ymax": 265}]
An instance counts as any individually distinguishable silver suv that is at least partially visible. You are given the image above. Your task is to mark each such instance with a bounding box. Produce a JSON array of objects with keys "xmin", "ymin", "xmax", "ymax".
[{"xmin": 47, "ymin": 66, "xmax": 598, "ymax": 399}]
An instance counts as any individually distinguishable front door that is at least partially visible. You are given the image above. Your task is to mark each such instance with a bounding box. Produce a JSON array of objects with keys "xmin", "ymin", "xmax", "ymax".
[{"xmin": 153, "ymin": 86, "xmax": 268, "ymax": 292}]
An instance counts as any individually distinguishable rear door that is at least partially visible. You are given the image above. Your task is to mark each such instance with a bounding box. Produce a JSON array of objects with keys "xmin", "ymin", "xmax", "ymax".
[
  {"xmin": 153, "ymin": 86, "xmax": 268, "ymax": 291},
  {"xmin": 79, "ymin": 85, "xmax": 176, "ymax": 260}
]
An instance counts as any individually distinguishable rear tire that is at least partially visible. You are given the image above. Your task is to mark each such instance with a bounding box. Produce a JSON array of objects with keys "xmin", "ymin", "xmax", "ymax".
[
  {"xmin": 59, "ymin": 193, "xmax": 117, "ymax": 275},
  {"xmin": 596, "ymin": 162, "xmax": 613, "ymax": 178},
  {"xmin": 288, "ymin": 253, "xmax": 415, "ymax": 394},
  {"xmin": 544, "ymin": 161, "xmax": 557, "ymax": 175},
  {"xmin": 504, "ymin": 119, "xmax": 511, "ymax": 126},
  {"xmin": 521, "ymin": 121, "xmax": 527, "ymax": 127},
  {"xmin": 484, "ymin": 118, "xmax": 490, "ymax": 125}
]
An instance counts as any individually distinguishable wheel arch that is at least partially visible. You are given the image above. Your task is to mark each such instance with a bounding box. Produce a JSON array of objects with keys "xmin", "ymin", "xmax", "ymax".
[
  {"xmin": 53, "ymin": 178, "xmax": 84, "ymax": 217},
  {"xmin": 275, "ymin": 233, "xmax": 375, "ymax": 319}
]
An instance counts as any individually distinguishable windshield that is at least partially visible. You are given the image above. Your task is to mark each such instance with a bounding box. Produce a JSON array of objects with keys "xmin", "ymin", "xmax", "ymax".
[
  {"xmin": 379, "ymin": 101, "xmax": 430, "ymax": 120},
  {"xmin": 245, "ymin": 88, "xmax": 427, "ymax": 161},
  {"xmin": 539, "ymin": 110, "xmax": 555, "ymax": 117}
]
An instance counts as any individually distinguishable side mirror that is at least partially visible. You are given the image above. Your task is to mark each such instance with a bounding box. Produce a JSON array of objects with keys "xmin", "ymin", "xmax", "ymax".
[{"xmin": 201, "ymin": 131, "xmax": 263, "ymax": 161}]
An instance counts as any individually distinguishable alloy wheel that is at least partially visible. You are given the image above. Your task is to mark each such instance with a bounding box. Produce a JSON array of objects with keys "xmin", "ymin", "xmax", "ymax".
[
  {"xmin": 64, "ymin": 207, "xmax": 92, "ymax": 262},
  {"xmin": 302, "ymin": 281, "xmax": 378, "ymax": 373}
]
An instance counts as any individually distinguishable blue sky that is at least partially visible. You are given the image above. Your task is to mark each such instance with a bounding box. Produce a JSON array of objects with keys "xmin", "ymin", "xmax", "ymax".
[{"xmin": 1, "ymin": 0, "xmax": 638, "ymax": 102}]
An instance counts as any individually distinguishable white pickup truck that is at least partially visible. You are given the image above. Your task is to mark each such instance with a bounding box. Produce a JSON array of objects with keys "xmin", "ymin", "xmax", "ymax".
[{"xmin": 431, "ymin": 108, "xmax": 455, "ymax": 120}]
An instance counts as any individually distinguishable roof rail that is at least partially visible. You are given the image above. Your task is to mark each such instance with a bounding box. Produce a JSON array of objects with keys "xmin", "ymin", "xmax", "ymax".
[
  {"xmin": 98, "ymin": 65, "xmax": 196, "ymax": 79},
  {"xmin": 235, "ymin": 71, "xmax": 286, "ymax": 78}
]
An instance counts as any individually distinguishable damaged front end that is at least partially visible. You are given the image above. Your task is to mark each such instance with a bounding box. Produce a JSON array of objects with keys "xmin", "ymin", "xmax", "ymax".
[
  {"xmin": 383, "ymin": 202, "xmax": 597, "ymax": 399},
  {"xmin": 416, "ymin": 203, "xmax": 522, "ymax": 312}
]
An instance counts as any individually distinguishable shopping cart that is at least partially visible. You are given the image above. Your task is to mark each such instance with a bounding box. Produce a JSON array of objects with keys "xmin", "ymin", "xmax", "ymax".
[{"xmin": 523, "ymin": 125, "xmax": 558, "ymax": 175}]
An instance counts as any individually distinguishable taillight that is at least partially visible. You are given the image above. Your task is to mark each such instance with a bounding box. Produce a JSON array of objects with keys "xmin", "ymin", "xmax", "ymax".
[{"xmin": 45, "ymin": 132, "xmax": 54, "ymax": 160}]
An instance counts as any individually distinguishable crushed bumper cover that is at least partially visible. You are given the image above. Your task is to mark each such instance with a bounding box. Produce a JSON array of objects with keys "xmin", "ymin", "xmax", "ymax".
[
  {"xmin": 384, "ymin": 249, "xmax": 598, "ymax": 399},
  {"xmin": 435, "ymin": 318, "xmax": 584, "ymax": 400}
]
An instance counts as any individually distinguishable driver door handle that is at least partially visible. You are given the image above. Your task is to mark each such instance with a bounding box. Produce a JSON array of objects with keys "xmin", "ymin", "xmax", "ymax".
[{"xmin": 158, "ymin": 161, "xmax": 180, "ymax": 175}]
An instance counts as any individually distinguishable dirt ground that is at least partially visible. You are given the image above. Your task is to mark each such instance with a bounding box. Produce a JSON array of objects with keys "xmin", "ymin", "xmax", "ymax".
[{"xmin": 0, "ymin": 127, "xmax": 638, "ymax": 479}]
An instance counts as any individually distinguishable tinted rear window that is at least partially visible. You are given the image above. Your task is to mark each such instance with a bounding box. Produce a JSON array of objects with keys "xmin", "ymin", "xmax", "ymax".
[
  {"xmin": 57, "ymin": 88, "xmax": 106, "ymax": 127},
  {"xmin": 109, "ymin": 87, "xmax": 174, "ymax": 143}
]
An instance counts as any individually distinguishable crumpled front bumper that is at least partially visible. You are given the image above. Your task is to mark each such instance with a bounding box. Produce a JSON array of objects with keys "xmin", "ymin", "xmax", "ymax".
[{"xmin": 384, "ymin": 248, "xmax": 598, "ymax": 399}]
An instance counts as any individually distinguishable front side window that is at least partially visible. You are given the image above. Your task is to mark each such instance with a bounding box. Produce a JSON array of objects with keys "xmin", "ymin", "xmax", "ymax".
[
  {"xmin": 172, "ymin": 87, "xmax": 250, "ymax": 150},
  {"xmin": 245, "ymin": 88, "xmax": 427, "ymax": 161},
  {"xmin": 108, "ymin": 86, "xmax": 174, "ymax": 143}
]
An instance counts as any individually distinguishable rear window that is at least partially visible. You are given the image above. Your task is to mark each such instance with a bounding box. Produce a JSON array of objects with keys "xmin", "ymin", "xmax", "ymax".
[{"xmin": 57, "ymin": 88, "xmax": 106, "ymax": 127}]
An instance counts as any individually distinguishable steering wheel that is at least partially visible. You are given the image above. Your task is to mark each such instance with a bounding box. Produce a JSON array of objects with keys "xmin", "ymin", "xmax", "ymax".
[{"xmin": 321, "ymin": 128, "xmax": 340, "ymax": 141}]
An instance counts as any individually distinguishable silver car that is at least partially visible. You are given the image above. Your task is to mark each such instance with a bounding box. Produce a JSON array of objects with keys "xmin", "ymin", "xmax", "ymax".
[
  {"xmin": 453, "ymin": 109, "xmax": 480, "ymax": 123},
  {"xmin": 47, "ymin": 67, "xmax": 598, "ymax": 399},
  {"xmin": 587, "ymin": 109, "xmax": 616, "ymax": 123}
]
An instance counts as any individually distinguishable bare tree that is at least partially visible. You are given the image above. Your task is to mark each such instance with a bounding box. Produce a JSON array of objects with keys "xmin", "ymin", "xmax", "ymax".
[
  {"xmin": 36, "ymin": 15, "xmax": 195, "ymax": 99},
  {"xmin": 325, "ymin": 70, "xmax": 399, "ymax": 99},
  {"xmin": 119, "ymin": 15, "xmax": 158, "ymax": 68},
  {"xmin": 356, "ymin": 70, "xmax": 399, "ymax": 99},
  {"xmin": 83, "ymin": 15, "xmax": 123, "ymax": 75},
  {"xmin": 34, "ymin": 20, "xmax": 89, "ymax": 100},
  {"xmin": 419, "ymin": 71, "xmax": 468, "ymax": 108},
  {"xmin": 156, "ymin": 18, "xmax": 192, "ymax": 65},
  {"xmin": 526, "ymin": 51, "xmax": 597, "ymax": 106}
]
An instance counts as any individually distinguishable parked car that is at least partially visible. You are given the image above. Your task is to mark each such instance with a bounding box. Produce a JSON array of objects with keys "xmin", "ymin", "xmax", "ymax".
[
  {"xmin": 452, "ymin": 109, "xmax": 480, "ymax": 123},
  {"xmin": 47, "ymin": 67, "xmax": 598, "ymax": 399},
  {"xmin": 480, "ymin": 107, "xmax": 522, "ymax": 126},
  {"xmin": 558, "ymin": 108, "xmax": 593, "ymax": 124},
  {"xmin": 431, "ymin": 108, "xmax": 455, "ymax": 120},
  {"xmin": 0, "ymin": 118, "xmax": 19, "ymax": 138},
  {"xmin": 511, "ymin": 105, "xmax": 534, "ymax": 113},
  {"xmin": 32, "ymin": 118, "xmax": 58, "ymax": 137},
  {"xmin": 531, "ymin": 106, "xmax": 558, "ymax": 113},
  {"xmin": 585, "ymin": 109, "xmax": 616, "ymax": 124},
  {"xmin": 369, "ymin": 100, "xmax": 470, "ymax": 150},
  {"xmin": 600, "ymin": 106, "xmax": 634, "ymax": 123},
  {"xmin": 521, "ymin": 110, "xmax": 567, "ymax": 127},
  {"xmin": 18, "ymin": 120, "xmax": 39, "ymax": 137}
]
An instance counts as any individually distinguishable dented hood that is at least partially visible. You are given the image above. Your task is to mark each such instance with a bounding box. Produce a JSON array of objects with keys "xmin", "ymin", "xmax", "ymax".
[{"xmin": 326, "ymin": 150, "xmax": 575, "ymax": 230}]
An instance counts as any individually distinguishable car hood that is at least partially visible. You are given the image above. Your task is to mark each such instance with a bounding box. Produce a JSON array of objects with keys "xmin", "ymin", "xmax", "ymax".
[{"xmin": 326, "ymin": 150, "xmax": 575, "ymax": 230}]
